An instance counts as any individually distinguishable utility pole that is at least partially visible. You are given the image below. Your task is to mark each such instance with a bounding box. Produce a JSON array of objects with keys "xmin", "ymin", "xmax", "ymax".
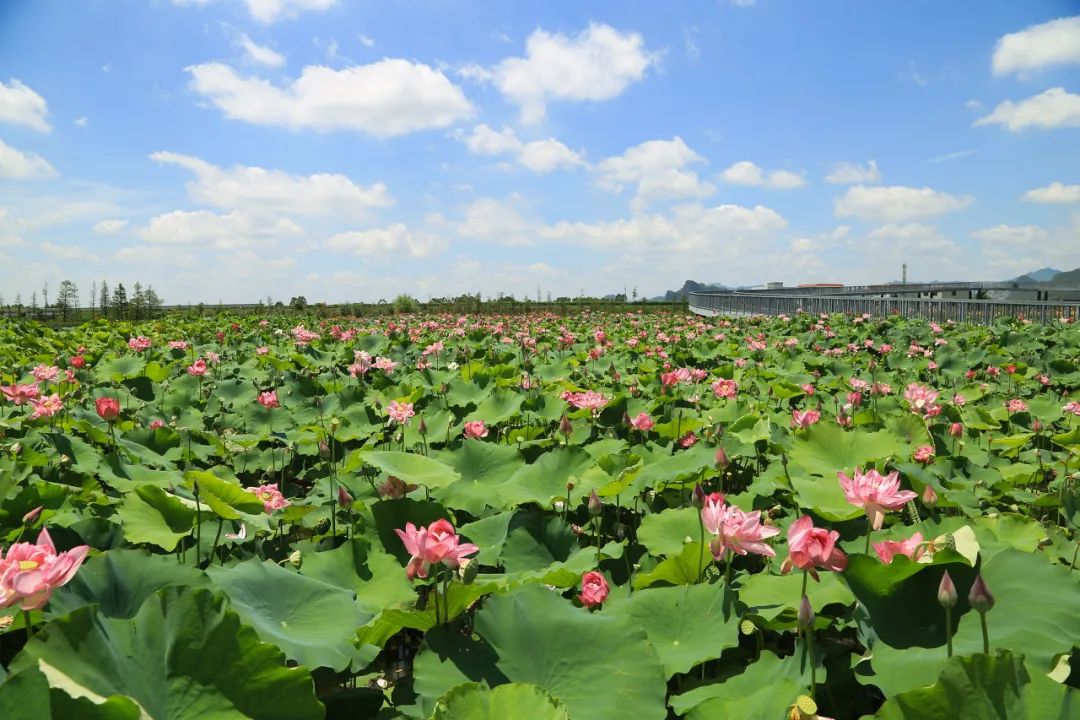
[{"xmin": 902, "ymin": 263, "xmax": 907, "ymax": 285}]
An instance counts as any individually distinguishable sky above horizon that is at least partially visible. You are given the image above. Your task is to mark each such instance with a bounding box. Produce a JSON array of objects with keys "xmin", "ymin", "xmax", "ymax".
[{"xmin": 1, "ymin": 0, "xmax": 1079, "ymax": 305}]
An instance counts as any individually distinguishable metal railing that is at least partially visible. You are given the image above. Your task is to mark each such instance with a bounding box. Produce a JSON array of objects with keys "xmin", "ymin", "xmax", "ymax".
[{"xmin": 688, "ymin": 291, "xmax": 1080, "ymax": 325}]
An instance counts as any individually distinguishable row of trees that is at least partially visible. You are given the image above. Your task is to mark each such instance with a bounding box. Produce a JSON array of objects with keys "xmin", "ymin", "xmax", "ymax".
[{"xmin": 0, "ymin": 280, "xmax": 164, "ymax": 322}]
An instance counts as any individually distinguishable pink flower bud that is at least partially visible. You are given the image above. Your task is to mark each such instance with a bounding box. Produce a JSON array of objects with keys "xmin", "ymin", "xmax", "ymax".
[
  {"xmin": 715, "ymin": 446, "xmax": 729, "ymax": 469},
  {"xmin": 937, "ymin": 570, "xmax": 958, "ymax": 608},
  {"xmin": 968, "ymin": 574, "xmax": 994, "ymax": 612},
  {"xmin": 922, "ymin": 485, "xmax": 938, "ymax": 508},
  {"xmin": 578, "ymin": 571, "xmax": 609, "ymax": 607},
  {"xmin": 798, "ymin": 595, "xmax": 815, "ymax": 629},
  {"xmin": 560, "ymin": 414, "xmax": 573, "ymax": 437},
  {"xmin": 337, "ymin": 485, "xmax": 351, "ymax": 507},
  {"xmin": 588, "ymin": 490, "xmax": 602, "ymax": 517},
  {"xmin": 22, "ymin": 505, "xmax": 43, "ymax": 525},
  {"xmin": 692, "ymin": 484, "xmax": 706, "ymax": 508},
  {"xmin": 949, "ymin": 422, "xmax": 963, "ymax": 438}
]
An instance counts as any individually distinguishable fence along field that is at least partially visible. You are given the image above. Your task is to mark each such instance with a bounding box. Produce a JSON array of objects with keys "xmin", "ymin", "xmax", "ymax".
[{"xmin": 0, "ymin": 307, "xmax": 1078, "ymax": 719}]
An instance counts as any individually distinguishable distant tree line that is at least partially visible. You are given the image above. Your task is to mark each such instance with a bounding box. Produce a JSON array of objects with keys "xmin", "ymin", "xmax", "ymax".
[{"xmin": 0, "ymin": 279, "xmax": 164, "ymax": 323}]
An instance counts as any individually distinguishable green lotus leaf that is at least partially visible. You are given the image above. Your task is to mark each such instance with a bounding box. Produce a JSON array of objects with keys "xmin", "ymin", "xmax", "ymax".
[
  {"xmin": 429, "ymin": 682, "xmax": 569, "ymax": 720},
  {"xmin": 362, "ymin": 451, "xmax": 461, "ymax": 490},
  {"xmin": 116, "ymin": 485, "xmax": 197, "ymax": 552}
]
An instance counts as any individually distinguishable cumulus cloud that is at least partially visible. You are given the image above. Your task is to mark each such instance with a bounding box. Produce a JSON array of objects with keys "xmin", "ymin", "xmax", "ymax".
[
  {"xmin": 186, "ymin": 60, "xmax": 472, "ymax": 137},
  {"xmin": 866, "ymin": 223, "xmax": 959, "ymax": 255},
  {"xmin": 595, "ymin": 137, "xmax": 714, "ymax": 211},
  {"xmin": 0, "ymin": 138, "xmax": 57, "ymax": 178},
  {"xmin": 974, "ymin": 87, "xmax": 1080, "ymax": 132},
  {"xmin": 488, "ymin": 23, "xmax": 656, "ymax": 123},
  {"xmin": 721, "ymin": 161, "xmax": 807, "ymax": 189},
  {"xmin": 992, "ymin": 16, "xmax": 1080, "ymax": 75},
  {"xmin": 150, "ymin": 151, "xmax": 393, "ymax": 218},
  {"xmin": 326, "ymin": 223, "xmax": 443, "ymax": 258},
  {"xmin": 236, "ymin": 33, "xmax": 286, "ymax": 68},
  {"xmin": 1022, "ymin": 181, "xmax": 1080, "ymax": 204},
  {"xmin": 459, "ymin": 124, "xmax": 584, "ymax": 174},
  {"xmin": 93, "ymin": 219, "xmax": 129, "ymax": 235},
  {"xmin": 38, "ymin": 242, "xmax": 99, "ymax": 262},
  {"xmin": 136, "ymin": 209, "xmax": 303, "ymax": 250},
  {"xmin": 173, "ymin": 0, "xmax": 336, "ymax": 24},
  {"xmin": 824, "ymin": 160, "xmax": 880, "ymax": 184},
  {"xmin": 834, "ymin": 185, "xmax": 974, "ymax": 222},
  {"xmin": 0, "ymin": 79, "xmax": 50, "ymax": 132}
]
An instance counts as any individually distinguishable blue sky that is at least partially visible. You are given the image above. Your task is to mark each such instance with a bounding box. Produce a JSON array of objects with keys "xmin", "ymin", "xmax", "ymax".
[{"xmin": 1, "ymin": 0, "xmax": 1078, "ymax": 304}]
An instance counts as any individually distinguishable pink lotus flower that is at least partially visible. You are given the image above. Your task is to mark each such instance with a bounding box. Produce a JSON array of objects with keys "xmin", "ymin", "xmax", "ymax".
[
  {"xmin": 148, "ymin": 419, "xmax": 165, "ymax": 430},
  {"xmin": 1065, "ymin": 401, "xmax": 1080, "ymax": 417},
  {"xmin": 904, "ymin": 383, "xmax": 941, "ymax": 417},
  {"xmin": 791, "ymin": 409, "xmax": 821, "ymax": 429},
  {"xmin": 1005, "ymin": 398, "xmax": 1028, "ymax": 414},
  {"xmin": 31, "ymin": 365, "xmax": 59, "ymax": 383},
  {"xmin": 257, "ymin": 390, "xmax": 279, "ymax": 409},
  {"xmin": 30, "ymin": 394, "xmax": 63, "ymax": 420},
  {"xmin": 578, "ymin": 570, "xmax": 609, "ymax": 607},
  {"xmin": 782, "ymin": 516, "xmax": 848, "ymax": 580},
  {"xmin": 187, "ymin": 359, "xmax": 208, "ymax": 376},
  {"xmin": 837, "ymin": 468, "xmax": 917, "ymax": 530},
  {"xmin": 387, "ymin": 400, "xmax": 415, "ymax": 425},
  {"xmin": 256, "ymin": 346, "xmax": 270, "ymax": 356},
  {"xmin": 205, "ymin": 351, "xmax": 220, "ymax": 365},
  {"xmin": 711, "ymin": 378, "xmax": 738, "ymax": 399},
  {"xmin": 0, "ymin": 528, "xmax": 89, "ymax": 610},
  {"xmin": 700, "ymin": 492, "xmax": 727, "ymax": 535},
  {"xmin": 629, "ymin": 412, "xmax": 655, "ymax": 431},
  {"xmin": 873, "ymin": 532, "xmax": 925, "ymax": 564},
  {"xmin": 913, "ymin": 446, "xmax": 935, "ymax": 465},
  {"xmin": 95, "ymin": 397, "xmax": 120, "ymax": 421},
  {"xmin": 706, "ymin": 503, "xmax": 779, "ymax": 559},
  {"xmin": 128, "ymin": 336, "xmax": 151, "ymax": 352},
  {"xmin": 463, "ymin": 420, "xmax": 488, "ymax": 439},
  {"xmin": 1, "ymin": 383, "xmax": 40, "ymax": 405},
  {"xmin": 246, "ymin": 483, "xmax": 290, "ymax": 513},
  {"xmin": 948, "ymin": 422, "xmax": 963, "ymax": 438},
  {"xmin": 374, "ymin": 356, "xmax": 396, "ymax": 374},
  {"xmin": 395, "ymin": 520, "xmax": 477, "ymax": 580},
  {"xmin": 565, "ymin": 390, "xmax": 608, "ymax": 414},
  {"xmin": 168, "ymin": 340, "xmax": 189, "ymax": 351},
  {"xmin": 679, "ymin": 432, "xmax": 698, "ymax": 448}
]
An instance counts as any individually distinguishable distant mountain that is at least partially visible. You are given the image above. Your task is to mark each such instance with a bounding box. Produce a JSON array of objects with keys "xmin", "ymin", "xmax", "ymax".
[
  {"xmin": 1013, "ymin": 267, "xmax": 1062, "ymax": 283},
  {"xmin": 649, "ymin": 280, "xmax": 729, "ymax": 302},
  {"xmin": 1044, "ymin": 267, "xmax": 1080, "ymax": 287}
]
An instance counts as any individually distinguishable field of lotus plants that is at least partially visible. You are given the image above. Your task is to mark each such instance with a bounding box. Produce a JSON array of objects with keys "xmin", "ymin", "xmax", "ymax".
[{"xmin": 0, "ymin": 308, "xmax": 1078, "ymax": 719}]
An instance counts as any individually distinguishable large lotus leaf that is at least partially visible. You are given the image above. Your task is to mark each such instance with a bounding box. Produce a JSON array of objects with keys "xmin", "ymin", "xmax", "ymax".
[
  {"xmin": 866, "ymin": 549, "xmax": 1080, "ymax": 697},
  {"xmin": 613, "ymin": 582, "xmax": 741, "ymax": 677},
  {"xmin": 44, "ymin": 433, "xmax": 102, "ymax": 475},
  {"xmin": 634, "ymin": 443, "xmax": 716, "ymax": 492},
  {"xmin": 0, "ymin": 662, "xmax": 142, "ymax": 719},
  {"xmin": 357, "ymin": 581, "xmax": 492, "ymax": 648},
  {"xmin": 116, "ymin": 485, "xmax": 197, "ymax": 552},
  {"xmin": 469, "ymin": 388, "xmax": 524, "ymax": 425},
  {"xmin": 433, "ymin": 442, "xmax": 524, "ymax": 515},
  {"xmin": 207, "ymin": 559, "xmax": 370, "ymax": 671},
  {"xmin": 444, "ymin": 376, "xmax": 494, "ymax": 408},
  {"xmin": 873, "ymin": 650, "xmax": 1077, "ymax": 719},
  {"xmin": 669, "ymin": 650, "xmax": 808, "ymax": 719},
  {"xmin": 740, "ymin": 570, "xmax": 855, "ymax": 622},
  {"xmin": 458, "ymin": 511, "xmax": 515, "ymax": 566},
  {"xmin": 842, "ymin": 550, "xmax": 976, "ymax": 649},
  {"xmin": 413, "ymin": 584, "xmax": 667, "ymax": 719},
  {"xmin": 93, "ymin": 356, "xmax": 146, "ymax": 382},
  {"xmin": 6, "ymin": 586, "xmax": 323, "ymax": 720},
  {"xmin": 297, "ymin": 537, "xmax": 417, "ymax": 616},
  {"xmin": 637, "ymin": 506, "xmax": 702, "ymax": 557},
  {"xmin": 362, "ymin": 451, "xmax": 460, "ymax": 490},
  {"xmin": 430, "ymin": 682, "xmax": 569, "ymax": 720},
  {"xmin": 48, "ymin": 549, "xmax": 209, "ymax": 619},
  {"xmin": 633, "ymin": 542, "xmax": 712, "ymax": 589},
  {"xmin": 498, "ymin": 446, "xmax": 595, "ymax": 508},
  {"xmin": 183, "ymin": 470, "xmax": 264, "ymax": 519},
  {"xmin": 498, "ymin": 511, "xmax": 577, "ymax": 574}
]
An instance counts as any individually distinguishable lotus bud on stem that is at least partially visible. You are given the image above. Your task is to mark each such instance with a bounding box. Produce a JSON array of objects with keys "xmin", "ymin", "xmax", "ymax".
[
  {"xmin": 968, "ymin": 573, "xmax": 994, "ymax": 654},
  {"xmin": 937, "ymin": 570, "xmax": 958, "ymax": 657}
]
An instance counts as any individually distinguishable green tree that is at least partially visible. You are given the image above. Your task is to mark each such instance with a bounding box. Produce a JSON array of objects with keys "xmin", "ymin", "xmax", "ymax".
[
  {"xmin": 131, "ymin": 282, "xmax": 144, "ymax": 321},
  {"xmin": 144, "ymin": 286, "xmax": 162, "ymax": 319},
  {"xmin": 56, "ymin": 279, "xmax": 80, "ymax": 321},
  {"xmin": 99, "ymin": 280, "xmax": 110, "ymax": 318},
  {"xmin": 112, "ymin": 282, "xmax": 128, "ymax": 320},
  {"xmin": 289, "ymin": 296, "xmax": 308, "ymax": 310}
]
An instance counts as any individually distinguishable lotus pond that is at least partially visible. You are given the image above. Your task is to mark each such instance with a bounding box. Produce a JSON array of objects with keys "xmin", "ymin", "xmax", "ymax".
[{"xmin": 0, "ymin": 310, "xmax": 1078, "ymax": 719}]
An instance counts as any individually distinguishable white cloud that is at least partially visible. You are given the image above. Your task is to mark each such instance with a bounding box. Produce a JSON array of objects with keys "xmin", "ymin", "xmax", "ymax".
[
  {"xmin": 457, "ymin": 197, "xmax": 535, "ymax": 246},
  {"xmin": 974, "ymin": 218, "xmax": 1080, "ymax": 273},
  {"xmin": 0, "ymin": 208, "xmax": 25, "ymax": 247},
  {"xmin": 326, "ymin": 223, "xmax": 443, "ymax": 258},
  {"xmin": 965, "ymin": 99, "xmax": 984, "ymax": 112},
  {"xmin": 0, "ymin": 138, "xmax": 57, "ymax": 178},
  {"xmin": 835, "ymin": 185, "xmax": 974, "ymax": 222},
  {"xmin": 992, "ymin": 16, "xmax": 1080, "ymax": 75},
  {"xmin": 974, "ymin": 87, "xmax": 1080, "ymax": 132},
  {"xmin": 358, "ymin": 35, "xmax": 375, "ymax": 48},
  {"xmin": 1023, "ymin": 181, "xmax": 1080, "ymax": 204},
  {"xmin": 136, "ymin": 209, "xmax": 303, "ymax": 250},
  {"xmin": 824, "ymin": 160, "xmax": 880, "ymax": 184},
  {"xmin": 93, "ymin": 219, "xmax": 129, "ymax": 235},
  {"xmin": 74, "ymin": 116, "xmax": 88, "ymax": 127},
  {"xmin": 0, "ymin": 79, "xmax": 50, "ymax": 132},
  {"xmin": 866, "ymin": 223, "xmax": 959, "ymax": 255},
  {"xmin": 923, "ymin": 149, "xmax": 978, "ymax": 164},
  {"xmin": 172, "ymin": 0, "xmax": 336, "ymax": 24},
  {"xmin": 236, "ymin": 33, "xmax": 286, "ymax": 68},
  {"xmin": 490, "ymin": 23, "xmax": 656, "ymax": 123},
  {"xmin": 595, "ymin": 137, "xmax": 714, "ymax": 210},
  {"xmin": 721, "ymin": 161, "xmax": 807, "ymax": 189},
  {"xmin": 459, "ymin": 125, "xmax": 584, "ymax": 174},
  {"xmin": 972, "ymin": 224, "xmax": 1049, "ymax": 246},
  {"xmin": 38, "ymin": 242, "xmax": 99, "ymax": 262},
  {"xmin": 150, "ymin": 151, "xmax": 393, "ymax": 218},
  {"xmin": 186, "ymin": 60, "xmax": 472, "ymax": 137}
]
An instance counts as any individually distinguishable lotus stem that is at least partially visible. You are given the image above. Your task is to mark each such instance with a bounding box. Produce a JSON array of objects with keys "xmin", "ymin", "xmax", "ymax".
[
  {"xmin": 979, "ymin": 611, "xmax": 989, "ymax": 655},
  {"xmin": 945, "ymin": 604, "xmax": 953, "ymax": 658},
  {"xmin": 865, "ymin": 516, "xmax": 871, "ymax": 555},
  {"xmin": 696, "ymin": 512, "xmax": 705, "ymax": 583},
  {"xmin": 23, "ymin": 609, "xmax": 33, "ymax": 645}
]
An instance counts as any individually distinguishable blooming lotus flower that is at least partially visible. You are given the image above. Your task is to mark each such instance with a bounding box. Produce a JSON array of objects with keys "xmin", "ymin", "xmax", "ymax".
[
  {"xmin": 707, "ymin": 504, "xmax": 779, "ymax": 559},
  {"xmin": 629, "ymin": 412, "xmax": 655, "ymax": 431},
  {"xmin": 246, "ymin": 483, "xmax": 290, "ymax": 513},
  {"xmin": 31, "ymin": 365, "xmax": 59, "ymax": 383},
  {"xmin": 791, "ymin": 409, "xmax": 821, "ymax": 429},
  {"xmin": 387, "ymin": 400, "xmax": 415, "ymax": 425},
  {"xmin": 904, "ymin": 383, "xmax": 942, "ymax": 417},
  {"xmin": 1005, "ymin": 398, "xmax": 1027, "ymax": 414},
  {"xmin": 463, "ymin": 420, "xmax": 488, "ymax": 439},
  {"xmin": 0, "ymin": 528, "xmax": 89, "ymax": 610},
  {"xmin": 69, "ymin": 355, "xmax": 85, "ymax": 369},
  {"xmin": 913, "ymin": 446, "xmax": 935, "ymax": 465},
  {"xmin": 783, "ymin": 516, "xmax": 847, "ymax": 580},
  {"xmin": 711, "ymin": 378, "xmax": 738, "ymax": 399},
  {"xmin": 679, "ymin": 432, "xmax": 698, "ymax": 448},
  {"xmin": 187, "ymin": 359, "xmax": 208, "ymax": 376},
  {"xmin": 257, "ymin": 390, "xmax": 279, "ymax": 409},
  {"xmin": 128, "ymin": 336, "xmax": 151, "ymax": 352},
  {"xmin": 95, "ymin": 397, "xmax": 120, "ymax": 421},
  {"xmin": 1065, "ymin": 401, "xmax": 1080, "ymax": 417},
  {"xmin": 1, "ymin": 383, "xmax": 41, "ymax": 406},
  {"xmin": 700, "ymin": 492, "xmax": 728, "ymax": 535},
  {"xmin": 395, "ymin": 522, "xmax": 433, "ymax": 580},
  {"xmin": 838, "ymin": 468, "xmax": 917, "ymax": 530},
  {"xmin": 578, "ymin": 570, "xmax": 609, "ymax": 608},
  {"xmin": 872, "ymin": 532, "xmax": 925, "ymax": 564},
  {"xmin": 30, "ymin": 394, "xmax": 63, "ymax": 420},
  {"xmin": 566, "ymin": 390, "xmax": 608, "ymax": 414},
  {"xmin": 425, "ymin": 519, "xmax": 479, "ymax": 569}
]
